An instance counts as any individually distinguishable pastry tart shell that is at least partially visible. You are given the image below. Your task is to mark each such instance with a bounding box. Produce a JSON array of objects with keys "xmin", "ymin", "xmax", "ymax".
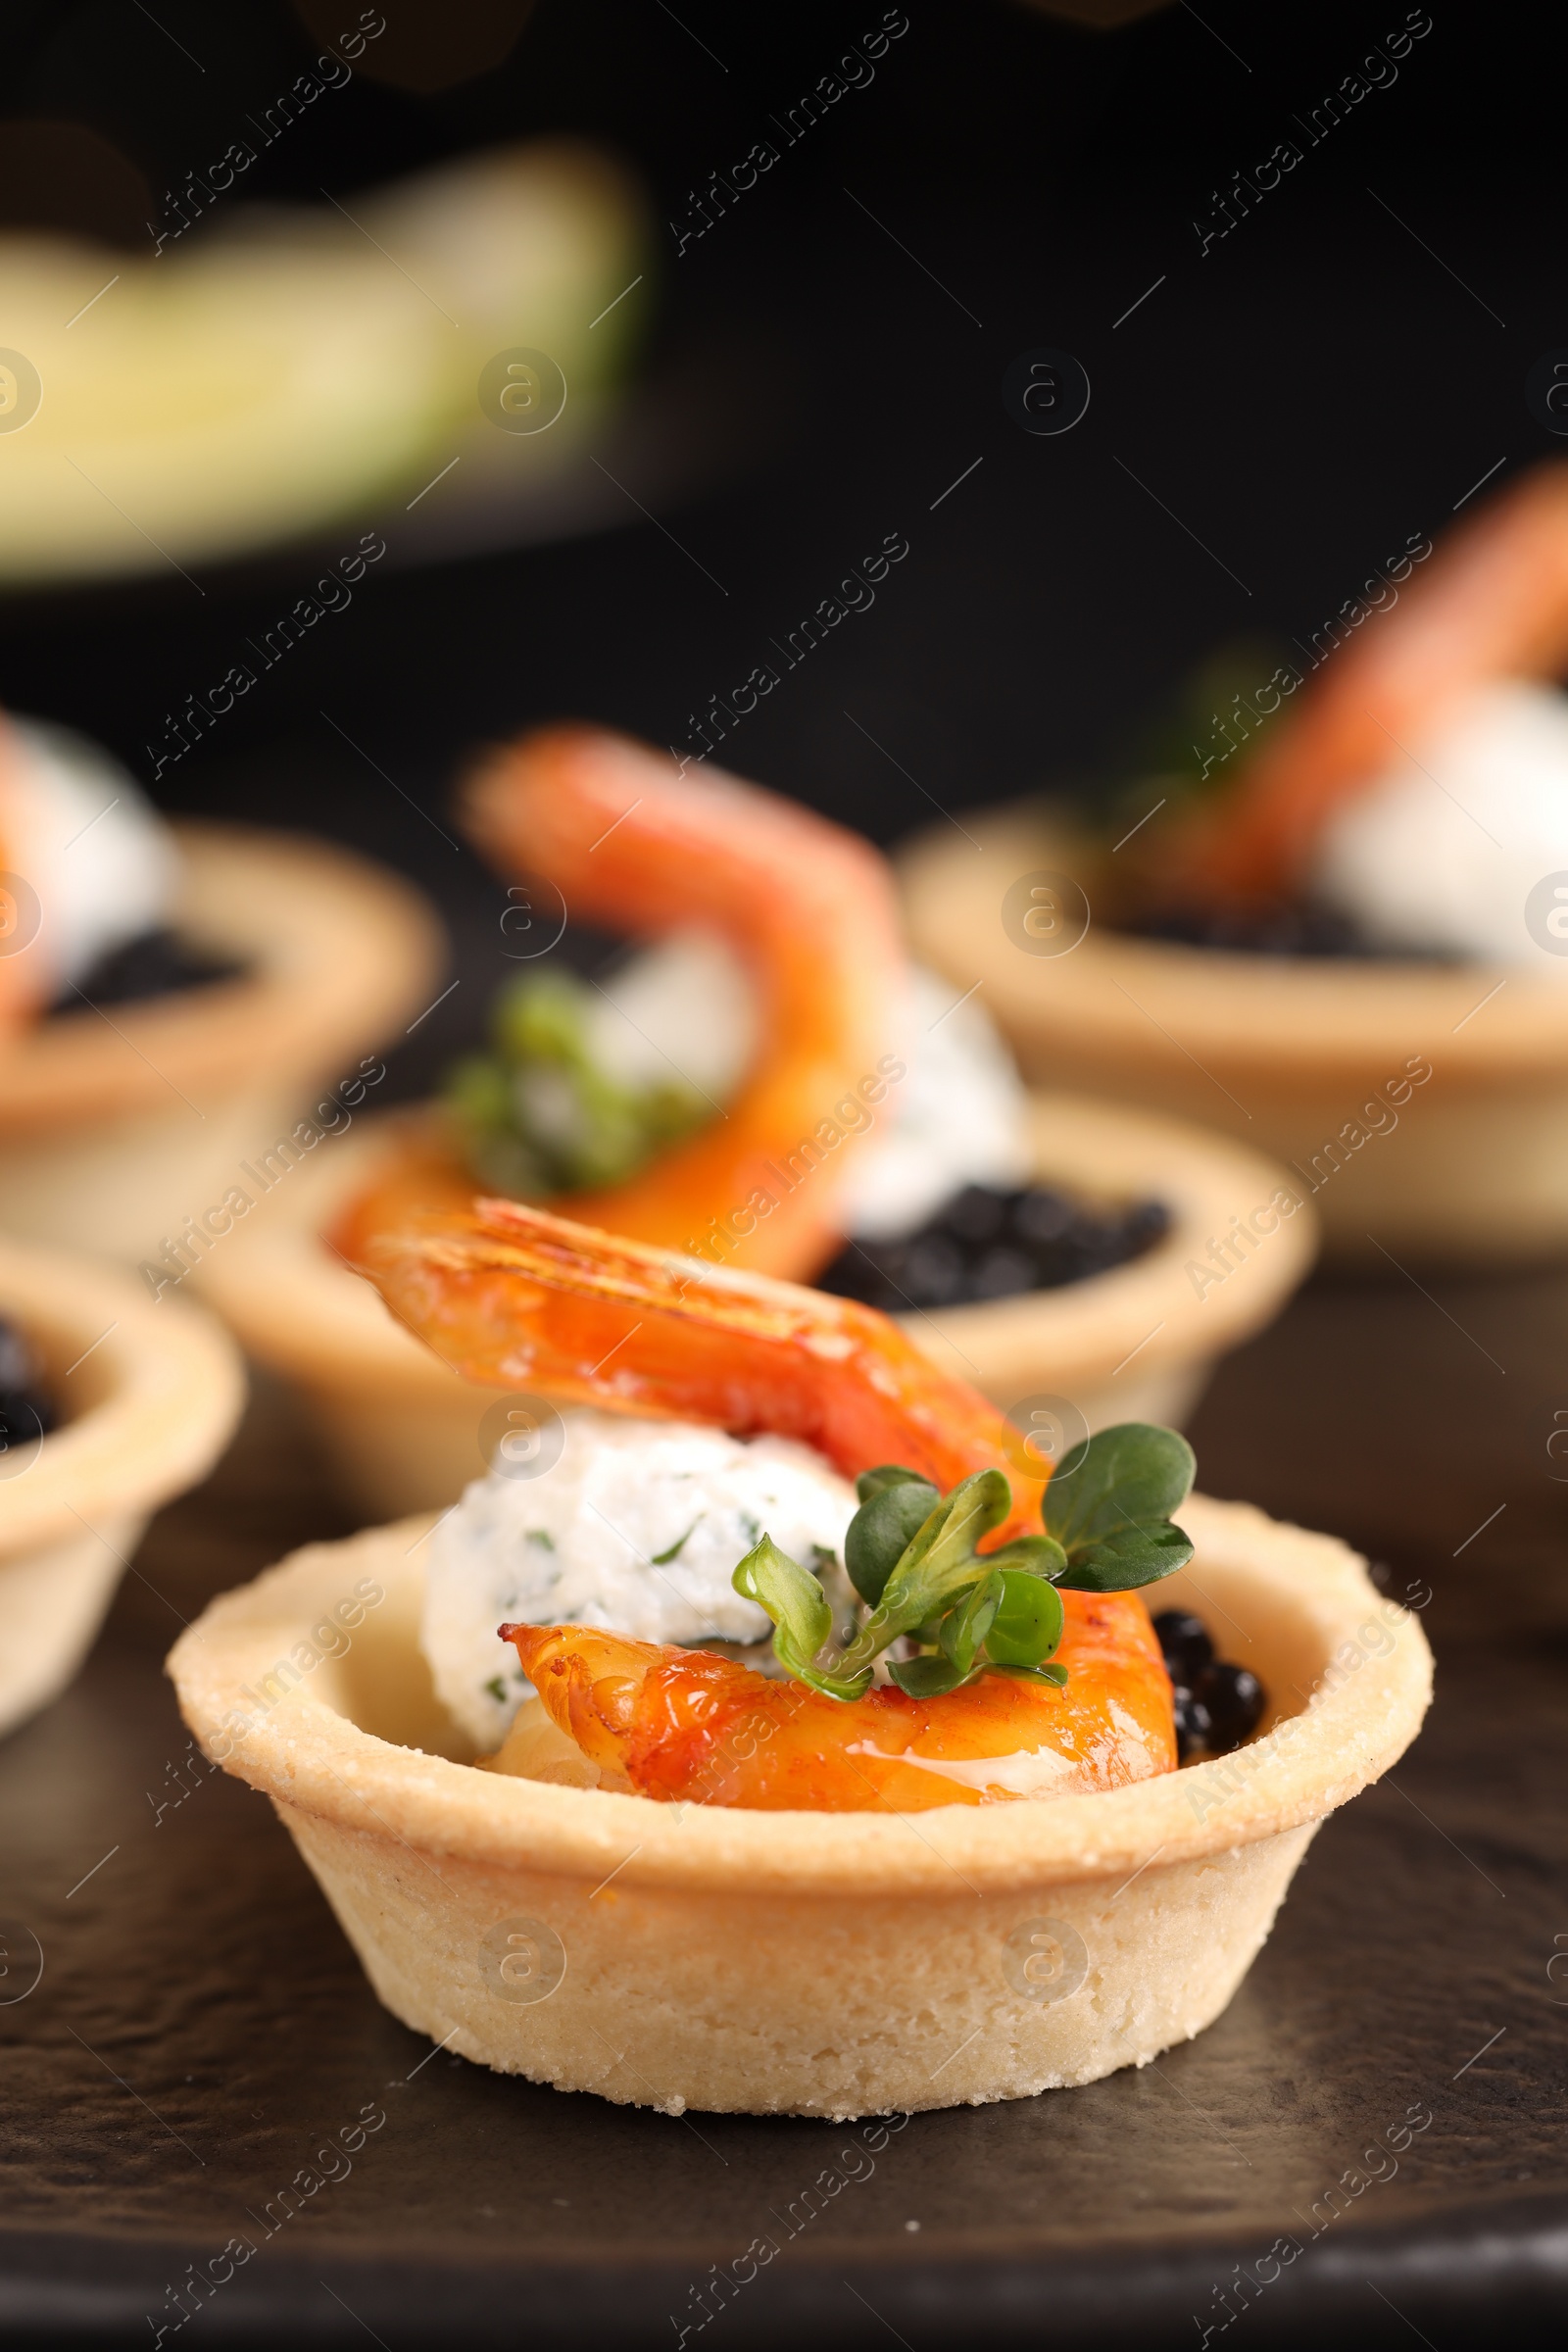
[
  {"xmin": 195, "ymin": 1097, "xmax": 1316, "ymax": 1517},
  {"xmin": 0, "ymin": 1235, "xmax": 245, "ymax": 1739},
  {"xmin": 168, "ymin": 1494, "xmax": 1430, "ymax": 2118},
  {"xmin": 900, "ymin": 801, "xmax": 1568, "ymax": 1264},
  {"xmin": 0, "ymin": 822, "xmax": 442, "ymax": 1265}
]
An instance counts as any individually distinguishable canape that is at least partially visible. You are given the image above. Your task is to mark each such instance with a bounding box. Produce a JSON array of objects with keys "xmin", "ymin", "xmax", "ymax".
[
  {"xmin": 169, "ymin": 1202, "xmax": 1428, "ymax": 2120},
  {"xmin": 1, "ymin": 1234, "xmax": 243, "ymax": 1739},
  {"xmin": 0, "ymin": 713, "xmax": 443, "ymax": 1263},
  {"xmin": 900, "ymin": 798, "xmax": 1568, "ymax": 1264},
  {"xmin": 194, "ymin": 724, "xmax": 1314, "ymax": 1511},
  {"xmin": 903, "ymin": 464, "xmax": 1568, "ymax": 1264}
]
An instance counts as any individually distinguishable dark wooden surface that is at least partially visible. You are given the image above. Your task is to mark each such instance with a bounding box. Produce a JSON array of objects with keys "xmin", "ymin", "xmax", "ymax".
[{"xmin": 2, "ymin": 1269, "xmax": 1567, "ymax": 2347}]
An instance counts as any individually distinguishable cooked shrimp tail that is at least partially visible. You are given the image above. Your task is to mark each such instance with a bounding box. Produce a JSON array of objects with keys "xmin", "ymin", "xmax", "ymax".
[
  {"xmin": 1165, "ymin": 459, "xmax": 1568, "ymax": 901},
  {"xmin": 361, "ymin": 1197, "xmax": 1047, "ymax": 1536},
  {"xmin": 332, "ymin": 724, "xmax": 906, "ymax": 1279},
  {"xmin": 500, "ymin": 1613, "xmax": 1175, "ymax": 1812}
]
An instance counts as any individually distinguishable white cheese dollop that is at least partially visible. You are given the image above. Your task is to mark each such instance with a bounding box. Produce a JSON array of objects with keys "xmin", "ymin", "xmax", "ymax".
[
  {"xmin": 836, "ymin": 964, "xmax": 1031, "ymax": 1239},
  {"xmin": 421, "ymin": 1405, "xmax": 857, "ymax": 1750},
  {"xmin": 1313, "ymin": 679, "xmax": 1568, "ymax": 970},
  {"xmin": 5, "ymin": 717, "xmax": 176, "ymax": 990},
  {"xmin": 587, "ymin": 927, "xmax": 759, "ymax": 1100}
]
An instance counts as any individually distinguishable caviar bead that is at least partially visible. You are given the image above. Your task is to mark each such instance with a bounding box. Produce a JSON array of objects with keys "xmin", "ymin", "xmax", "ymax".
[
  {"xmin": 1152, "ymin": 1608, "xmax": 1213, "ymax": 1681},
  {"xmin": 1193, "ymin": 1662, "xmax": 1264, "ymax": 1754},
  {"xmin": 1171, "ymin": 1685, "xmax": 1212, "ymax": 1761},
  {"xmin": 940, "ymin": 1185, "xmax": 1007, "ymax": 1245}
]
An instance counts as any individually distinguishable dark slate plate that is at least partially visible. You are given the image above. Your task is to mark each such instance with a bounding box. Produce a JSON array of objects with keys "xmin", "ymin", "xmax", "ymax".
[{"xmin": 2, "ymin": 1270, "xmax": 1566, "ymax": 2349}]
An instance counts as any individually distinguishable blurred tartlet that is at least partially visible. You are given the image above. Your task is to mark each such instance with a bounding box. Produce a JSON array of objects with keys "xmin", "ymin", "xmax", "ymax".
[
  {"xmin": 1, "ymin": 1235, "xmax": 243, "ymax": 1739},
  {"xmin": 905, "ymin": 465, "xmax": 1568, "ymax": 1264},
  {"xmin": 0, "ymin": 712, "xmax": 443, "ymax": 1262}
]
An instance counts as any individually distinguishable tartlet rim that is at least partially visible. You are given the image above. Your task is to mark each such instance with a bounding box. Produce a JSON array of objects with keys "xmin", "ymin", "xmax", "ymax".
[
  {"xmin": 898, "ymin": 797, "xmax": 1568, "ymax": 1082},
  {"xmin": 167, "ymin": 1490, "xmax": 1432, "ymax": 1901},
  {"xmin": 0, "ymin": 1233, "xmax": 245, "ymax": 1557}
]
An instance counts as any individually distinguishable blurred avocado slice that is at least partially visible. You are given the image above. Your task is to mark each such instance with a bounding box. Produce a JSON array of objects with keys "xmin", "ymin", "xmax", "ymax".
[{"xmin": 0, "ymin": 141, "xmax": 648, "ymax": 583}]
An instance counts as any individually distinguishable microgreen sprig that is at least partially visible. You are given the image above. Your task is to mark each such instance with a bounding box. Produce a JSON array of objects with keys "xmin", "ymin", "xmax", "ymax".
[{"xmin": 732, "ymin": 1422, "xmax": 1196, "ymax": 1703}]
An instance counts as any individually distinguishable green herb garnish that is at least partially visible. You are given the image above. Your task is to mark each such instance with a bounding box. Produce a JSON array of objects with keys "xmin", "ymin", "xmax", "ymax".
[
  {"xmin": 731, "ymin": 1423, "xmax": 1195, "ymax": 1703},
  {"xmin": 445, "ymin": 966, "xmax": 713, "ymax": 1197},
  {"xmin": 652, "ymin": 1518, "xmax": 702, "ymax": 1565}
]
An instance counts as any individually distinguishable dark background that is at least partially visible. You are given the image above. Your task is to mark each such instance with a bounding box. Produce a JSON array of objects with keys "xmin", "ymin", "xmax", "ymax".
[{"xmin": 0, "ymin": 0, "xmax": 1556, "ymax": 1091}]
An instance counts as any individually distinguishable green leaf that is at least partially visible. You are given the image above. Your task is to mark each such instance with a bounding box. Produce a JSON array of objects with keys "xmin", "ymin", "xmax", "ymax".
[
  {"xmin": 1046, "ymin": 1424, "xmax": 1195, "ymax": 1547},
  {"xmin": 855, "ymin": 1464, "xmax": 932, "ymax": 1504},
  {"xmin": 732, "ymin": 1535, "xmax": 871, "ymax": 1700},
  {"xmin": 848, "ymin": 1469, "xmax": 1012, "ymax": 1668},
  {"xmin": 845, "ymin": 1478, "xmax": 939, "ymax": 1604},
  {"xmin": 991, "ymin": 1660, "xmax": 1069, "ymax": 1688},
  {"xmin": 733, "ymin": 1533, "xmax": 827, "ymax": 1654},
  {"xmin": 939, "ymin": 1570, "xmax": 1002, "ymax": 1678},
  {"xmin": 887, "ymin": 1653, "xmax": 973, "ymax": 1698},
  {"xmin": 984, "ymin": 1569, "xmax": 1064, "ymax": 1668},
  {"xmin": 1059, "ymin": 1521, "xmax": 1195, "ymax": 1592},
  {"xmin": 983, "ymin": 1533, "xmax": 1068, "ymax": 1582},
  {"xmin": 1044, "ymin": 1424, "xmax": 1196, "ymax": 1593}
]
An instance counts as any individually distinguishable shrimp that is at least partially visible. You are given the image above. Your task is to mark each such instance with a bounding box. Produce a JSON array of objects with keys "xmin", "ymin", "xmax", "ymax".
[
  {"xmin": 361, "ymin": 1196, "xmax": 1046, "ymax": 1526},
  {"xmin": 362, "ymin": 1198, "xmax": 1177, "ymax": 1808},
  {"xmin": 500, "ymin": 1613, "xmax": 1174, "ymax": 1812},
  {"xmin": 1165, "ymin": 460, "xmax": 1568, "ymax": 902},
  {"xmin": 330, "ymin": 723, "xmax": 906, "ymax": 1281}
]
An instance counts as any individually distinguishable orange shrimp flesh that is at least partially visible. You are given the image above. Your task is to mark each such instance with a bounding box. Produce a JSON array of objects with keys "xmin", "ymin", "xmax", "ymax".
[
  {"xmin": 331, "ymin": 723, "xmax": 905, "ymax": 1280},
  {"xmin": 503, "ymin": 1612, "xmax": 1174, "ymax": 1811},
  {"xmin": 361, "ymin": 1197, "xmax": 1046, "ymax": 1534},
  {"xmin": 1165, "ymin": 460, "xmax": 1568, "ymax": 904}
]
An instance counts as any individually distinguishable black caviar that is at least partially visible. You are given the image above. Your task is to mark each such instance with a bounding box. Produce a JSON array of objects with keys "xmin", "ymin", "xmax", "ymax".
[
  {"xmin": 0, "ymin": 1315, "xmax": 55, "ymax": 1465},
  {"xmin": 50, "ymin": 928, "xmax": 242, "ymax": 1013},
  {"xmin": 816, "ymin": 1182, "xmax": 1169, "ymax": 1315},
  {"xmin": 1152, "ymin": 1607, "xmax": 1264, "ymax": 1760},
  {"xmin": 1127, "ymin": 900, "xmax": 1451, "ymax": 961}
]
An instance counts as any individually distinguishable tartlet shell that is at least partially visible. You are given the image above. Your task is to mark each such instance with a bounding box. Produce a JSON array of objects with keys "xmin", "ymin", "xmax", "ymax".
[
  {"xmin": 168, "ymin": 1494, "xmax": 1430, "ymax": 2117},
  {"xmin": 0, "ymin": 821, "xmax": 442, "ymax": 1263},
  {"xmin": 0, "ymin": 1235, "xmax": 245, "ymax": 1739},
  {"xmin": 900, "ymin": 800, "xmax": 1568, "ymax": 1263},
  {"xmin": 194, "ymin": 1095, "xmax": 1316, "ymax": 1516}
]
